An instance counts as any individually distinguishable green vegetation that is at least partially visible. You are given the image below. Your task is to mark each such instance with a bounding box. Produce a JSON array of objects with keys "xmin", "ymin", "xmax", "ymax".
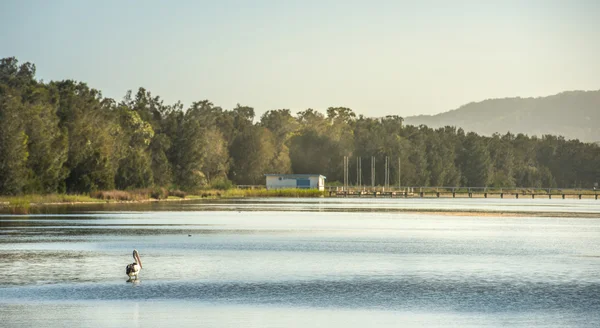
[
  {"xmin": 0, "ymin": 57, "xmax": 599, "ymax": 198},
  {"xmin": 171, "ymin": 188, "xmax": 325, "ymax": 198},
  {"xmin": 7, "ymin": 198, "xmax": 30, "ymax": 214},
  {"xmin": 0, "ymin": 194, "xmax": 101, "ymax": 205},
  {"xmin": 1, "ymin": 194, "xmax": 102, "ymax": 214},
  {"xmin": 0, "ymin": 189, "xmax": 189, "ymax": 213},
  {"xmin": 227, "ymin": 188, "xmax": 326, "ymax": 198},
  {"xmin": 89, "ymin": 188, "xmax": 185, "ymax": 201}
]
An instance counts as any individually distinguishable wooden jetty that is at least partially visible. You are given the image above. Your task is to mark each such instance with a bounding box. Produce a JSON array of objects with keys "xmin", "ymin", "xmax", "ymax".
[{"xmin": 327, "ymin": 187, "xmax": 599, "ymax": 200}]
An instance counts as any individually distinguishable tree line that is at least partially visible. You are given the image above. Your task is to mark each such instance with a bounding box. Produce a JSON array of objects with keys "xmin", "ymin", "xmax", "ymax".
[{"xmin": 0, "ymin": 57, "xmax": 598, "ymax": 195}]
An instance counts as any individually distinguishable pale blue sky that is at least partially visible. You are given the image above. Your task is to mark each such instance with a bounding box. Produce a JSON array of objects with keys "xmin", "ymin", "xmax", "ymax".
[{"xmin": 1, "ymin": 0, "xmax": 599, "ymax": 117}]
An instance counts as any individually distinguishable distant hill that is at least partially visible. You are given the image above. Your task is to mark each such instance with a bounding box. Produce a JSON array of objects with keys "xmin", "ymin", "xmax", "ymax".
[{"xmin": 403, "ymin": 90, "xmax": 600, "ymax": 142}]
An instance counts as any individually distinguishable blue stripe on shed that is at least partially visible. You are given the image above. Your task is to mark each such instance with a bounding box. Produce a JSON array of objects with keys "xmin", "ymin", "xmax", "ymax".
[{"xmin": 296, "ymin": 179, "xmax": 310, "ymax": 188}]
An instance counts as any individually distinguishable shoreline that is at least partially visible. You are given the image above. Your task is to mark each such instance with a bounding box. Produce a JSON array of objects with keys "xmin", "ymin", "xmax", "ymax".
[
  {"xmin": 0, "ymin": 196, "xmax": 195, "ymax": 207},
  {"xmin": 401, "ymin": 209, "xmax": 600, "ymax": 218},
  {"xmin": 0, "ymin": 196, "xmax": 598, "ymax": 218}
]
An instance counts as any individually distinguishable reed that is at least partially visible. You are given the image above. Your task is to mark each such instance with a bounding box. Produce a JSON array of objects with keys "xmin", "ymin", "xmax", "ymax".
[
  {"xmin": 0, "ymin": 194, "xmax": 104, "ymax": 214},
  {"xmin": 8, "ymin": 198, "xmax": 30, "ymax": 214},
  {"xmin": 224, "ymin": 188, "xmax": 326, "ymax": 198},
  {"xmin": 90, "ymin": 188, "xmax": 177, "ymax": 201},
  {"xmin": 0, "ymin": 194, "xmax": 100, "ymax": 205},
  {"xmin": 172, "ymin": 188, "xmax": 325, "ymax": 199}
]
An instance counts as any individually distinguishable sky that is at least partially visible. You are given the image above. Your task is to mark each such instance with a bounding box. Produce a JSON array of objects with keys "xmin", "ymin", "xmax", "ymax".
[{"xmin": 1, "ymin": 0, "xmax": 599, "ymax": 118}]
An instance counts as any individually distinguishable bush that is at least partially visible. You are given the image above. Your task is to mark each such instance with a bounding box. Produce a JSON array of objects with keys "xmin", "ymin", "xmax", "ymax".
[
  {"xmin": 91, "ymin": 190, "xmax": 141, "ymax": 201},
  {"xmin": 150, "ymin": 187, "xmax": 168, "ymax": 200},
  {"xmin": 210, "ymin": 177, "xmax": 233, "ymax": 190},
  {"xmin": 169, "ymin": 189, "xmax": 186, "ymax": 198}
]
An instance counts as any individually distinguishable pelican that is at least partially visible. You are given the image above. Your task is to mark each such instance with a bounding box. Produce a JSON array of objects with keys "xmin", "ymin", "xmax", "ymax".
[{"xmin": 126, "ymin": 249, "xmax": 142, "ymax": 281}]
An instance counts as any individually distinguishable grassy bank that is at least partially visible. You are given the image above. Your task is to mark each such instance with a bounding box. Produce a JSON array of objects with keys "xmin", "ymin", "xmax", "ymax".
[
  {"xmin": 0, "ymin": 189, "xmax": 188, "ymax": 214},
  {"xmin": 0, "ymin": 188, "xmax": 326, "ymax": 214},
  {"xmin": 89, "ymin": 188, "xmax": 186, "ymax": 201},
  {"xmin": 176, "ymin": 188, "xmax": 325, "ymax": 198},
  {"xmin": 3, "ymin": 186, "xmax": 595, "ymax": 214},
  {"xmin": 223, "ymin": 188, "xmax": 326, "ymax": 198},
  {"xmin": 0, "ymin": 194, "xmax": 103, "ymax": 214}
]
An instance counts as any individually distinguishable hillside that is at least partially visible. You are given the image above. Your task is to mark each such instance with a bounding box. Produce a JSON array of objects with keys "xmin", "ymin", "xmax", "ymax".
[{"xmin": 404, "ymin": 90, "xmax": 600, "ymax": 142}]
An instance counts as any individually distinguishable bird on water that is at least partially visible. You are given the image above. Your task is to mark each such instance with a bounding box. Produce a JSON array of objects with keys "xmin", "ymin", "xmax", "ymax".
[{"xmin": 126, "ymin": 249, "xmax": 142, "ymax": 281}]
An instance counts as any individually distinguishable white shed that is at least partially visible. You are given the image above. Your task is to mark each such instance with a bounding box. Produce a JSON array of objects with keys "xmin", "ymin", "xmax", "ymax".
[{"xmin": 265, "ymin": 174, "xmax": 326, "ymax": 191}]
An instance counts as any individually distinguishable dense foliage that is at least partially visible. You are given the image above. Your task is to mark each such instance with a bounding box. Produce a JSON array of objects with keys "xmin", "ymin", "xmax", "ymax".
[{"xmin": 0, "ymin": 57, "xmax": 598, "ymax": 195}]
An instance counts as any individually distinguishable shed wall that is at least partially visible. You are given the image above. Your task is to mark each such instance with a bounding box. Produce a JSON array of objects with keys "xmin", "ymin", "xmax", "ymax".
[{"xmin": 266, "ymin": 175, "xmax": 325, "ymax": 191}]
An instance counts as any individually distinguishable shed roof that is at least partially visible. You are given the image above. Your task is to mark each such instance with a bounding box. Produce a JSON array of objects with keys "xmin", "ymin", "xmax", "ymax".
[{"xmin": 265, "ymin": 174, "xmax": 326, "ymax": 179}]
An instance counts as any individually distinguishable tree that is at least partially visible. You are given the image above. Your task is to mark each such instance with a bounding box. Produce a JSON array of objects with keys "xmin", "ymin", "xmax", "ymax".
[
  {"xmin": 488, "ymin": 133, "xmax": 515, "ymax": 187},
  {"xmin": 259, "ymin": 110, "xmax": 296, "ymax": 175},
  {"xmin": 54, "ymin": 81, "xmax": 123, "ymax": 192},
  {"xmin": 149, "ymin": 133, "xmax": 173, "ymax": 187},
  {"xmin": 406, "ymin": 127, "xmax": 430, "ymax": 186},
  {"xmin": 115, "ymin": 108, "xmax": 155, "ymax": 189},
  {"xmin": 0, "ymin": 85, "xmax": 29, "ymax": 194},
  {"xmin": 122, "ymin": 88, "xmax": 175, "ymax": 187},
  {"xmin": 290, "ymin": 108, "xmax": 355, "ymax": 181},
  {"xmin": 230, "ymin": 126, "xmax": 277, "ymax": 185},
  {"xmin": 1, "ymin": 56, "xmax": 598, "ymax": 194},
  {"xmin": 115, "ymin": 149, "xmax": 154, "ymax": 189},
  {"xmin": 458, "ymin": 132, "xmax": 492, "ymax": 187},
  {"xmin": 171, "ymin": 108, "xmax": 208, "ymax": 190},
  {"xmin": 0, "ymin": 58, "xmax": 68, "ymax": 194},
  {"xmin": 201, "ymin": 128, "xmax": 230, "ymax": 184}
]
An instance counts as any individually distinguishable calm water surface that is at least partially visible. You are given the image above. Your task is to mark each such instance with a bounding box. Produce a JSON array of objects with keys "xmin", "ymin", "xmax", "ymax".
[{"xmin": 1, "ymin": 198, "xmax": 599, "ymax": 327}]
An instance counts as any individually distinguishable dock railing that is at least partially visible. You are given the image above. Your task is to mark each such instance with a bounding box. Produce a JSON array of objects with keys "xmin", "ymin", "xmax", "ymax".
[
  {"xmin": 325, "ymin": 186, "xmax": 599, "ymax": 199},
  {"xmin": 234, "ymin": 185, "xmax": 598, "ymax": 199}
]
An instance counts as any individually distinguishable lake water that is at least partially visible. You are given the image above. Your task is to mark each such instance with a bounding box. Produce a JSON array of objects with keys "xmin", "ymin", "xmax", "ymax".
[{"xmin": 1, "ymin": 198, "xmax": 599, "ymax": 327}]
